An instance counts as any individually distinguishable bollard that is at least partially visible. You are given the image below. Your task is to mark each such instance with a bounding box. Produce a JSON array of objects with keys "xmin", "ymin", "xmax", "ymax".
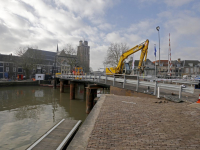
[{"xmin": 157, "ymin": 87, "xmax": 160, "ymax": 98}]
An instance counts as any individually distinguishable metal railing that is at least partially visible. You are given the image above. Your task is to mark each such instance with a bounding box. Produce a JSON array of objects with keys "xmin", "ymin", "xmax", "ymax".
[
  {"xmin": 57, "ymin": 74, "xmax": 195, "ymax": 100},
  {"xmin": 172, "ymin": 80, "xmax": 199, "ymax": 86}
]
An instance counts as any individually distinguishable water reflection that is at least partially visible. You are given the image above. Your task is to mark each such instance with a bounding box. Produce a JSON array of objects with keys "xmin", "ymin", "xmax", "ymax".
[
  {"xmin": 0, "ymin": 85, "xmax": 87, "ymax": 150},
  {"xmin": 14, "ymin": 105, "xmax": 45, "ymax": 120},
  {"xmin": 35, "ymin": 90, "xmax": 44, "ymax": 97}
]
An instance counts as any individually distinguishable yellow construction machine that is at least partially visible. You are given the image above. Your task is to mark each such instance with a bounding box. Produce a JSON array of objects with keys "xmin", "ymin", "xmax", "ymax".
[{"xmin": 105, "ymin": 39, "xmax": 149, "ymax": 75}]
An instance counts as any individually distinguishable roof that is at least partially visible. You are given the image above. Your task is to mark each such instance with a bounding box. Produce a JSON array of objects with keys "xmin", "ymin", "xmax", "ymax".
[
  {"xmin": 130, "ymin": 59, "xmax": 153, "ymax": 68},
  {"xmin": 59, "ymin": 50, "xmax": 66, "ymax": 56},
  {"xmin": 183, "ymin": 60, "xmax": 200, "ymax": 67},
  {"xmin": 152, "ymin": 60, "xmax": 168, "ymax": 66},
  {"xmin": 0, "ymin": 54, "xmax": 19, "ymax": 63},
  {"xmin": 25, "ymin": 48, "xmax": 57, "ymax": 60}
]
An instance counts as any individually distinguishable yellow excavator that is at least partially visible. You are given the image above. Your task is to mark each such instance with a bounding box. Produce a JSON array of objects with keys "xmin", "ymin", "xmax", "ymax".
[{"xmin": 105, "ymin": 39, "xmax": 149, "ymax": 75}]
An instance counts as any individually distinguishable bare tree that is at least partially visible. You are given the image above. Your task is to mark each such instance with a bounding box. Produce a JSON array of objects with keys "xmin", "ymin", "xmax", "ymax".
[
  {"xmin": 63, "ymin": 44, "xmax": 76, "ymax": 55},
  {"xmin": 15, "ymin": 45, "xmax": 44, "ymax": 78},
  {"xmin": 16, "ymin": 45, "xmax": 38, "ymax": 56},
  {"xmin": 103, "ymin": 43, "xmax": 129, "ymax": 67}
]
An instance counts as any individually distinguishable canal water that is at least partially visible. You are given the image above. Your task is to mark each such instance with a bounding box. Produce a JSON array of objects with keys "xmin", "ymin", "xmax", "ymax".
[{"xmin": 0, "ymin": 85, "xmax": 87, "ymax": 150}]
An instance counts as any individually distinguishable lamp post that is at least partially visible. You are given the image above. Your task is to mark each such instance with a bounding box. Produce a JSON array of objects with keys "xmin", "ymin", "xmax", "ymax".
[{"xmin": 156, "ymin": 26, "xmax": 160, "ymax": 66}]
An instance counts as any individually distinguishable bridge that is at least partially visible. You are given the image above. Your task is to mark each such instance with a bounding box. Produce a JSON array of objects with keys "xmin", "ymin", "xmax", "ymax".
[{"xmin": 55, "ymin": 74, "xmax": 197, "ymax": 113}]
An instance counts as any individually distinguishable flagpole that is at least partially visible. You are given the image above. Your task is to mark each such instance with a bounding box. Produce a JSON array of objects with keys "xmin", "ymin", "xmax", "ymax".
[{"xmin": 154, "ymin": 44, "xmax": 156, "ymax": 79}]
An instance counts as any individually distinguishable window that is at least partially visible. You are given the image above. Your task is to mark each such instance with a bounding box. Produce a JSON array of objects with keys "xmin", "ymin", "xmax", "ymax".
[
  {"xmin": 0, "ymin": 63, "xmax": 3, "ymax": 66},
  {"xmin": 6, "ymin": 67, "xmax": 9, "ymax": 72},
  {"xmin": 197, "ymin": 68, "xmax": 199, "ymax": 73},
  {"xmin": 13, "ymin": 67, "xmax": 16, "ymax": 72},
  {"xmin": 191, "ymin": 68, "xmax": 193, "ymax": 73},
  {"xmin": 37, "ymin": 65, "xmax": 41, "ymax": 69},
  {"xmin": 186, "ymin": 68, "xmax": 189, "ymax": 73},
  {"xmin": 18, "ymin": 68, "xmax": 23, "ymax": 73}
]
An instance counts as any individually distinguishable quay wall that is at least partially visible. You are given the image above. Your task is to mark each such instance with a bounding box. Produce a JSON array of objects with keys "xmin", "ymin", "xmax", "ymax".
[{"xmin": 0, "ymin": 81, "xmax": 39, "ymax": 87}]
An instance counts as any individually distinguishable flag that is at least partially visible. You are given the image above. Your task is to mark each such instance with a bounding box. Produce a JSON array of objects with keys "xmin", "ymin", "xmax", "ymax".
[{"xmin": 154, "ymin": 45, "xmax": 157, "ymax": 57}]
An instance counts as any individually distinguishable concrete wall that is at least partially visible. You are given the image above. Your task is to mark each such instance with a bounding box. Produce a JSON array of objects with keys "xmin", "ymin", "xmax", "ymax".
[{"xmin": 0, "ymin": 81, "xmax": 39, "ymax": 87}]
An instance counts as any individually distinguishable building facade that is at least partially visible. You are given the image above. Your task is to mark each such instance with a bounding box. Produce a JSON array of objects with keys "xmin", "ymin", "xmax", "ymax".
[{"xmin": 0, "ymin": 54, "xmax": 23, "ymax": 79}]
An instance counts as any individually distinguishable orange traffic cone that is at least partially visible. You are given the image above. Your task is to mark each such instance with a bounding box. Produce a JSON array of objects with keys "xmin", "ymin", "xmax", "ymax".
[{"xmin": 197, "ymin": 94, "xmax": 200, "ymax": 103}]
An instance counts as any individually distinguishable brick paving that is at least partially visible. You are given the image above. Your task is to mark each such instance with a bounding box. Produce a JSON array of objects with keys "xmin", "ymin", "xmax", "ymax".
[{"xmin": 86, "ymin": 95, "xmax": 200, "ymax": 150}]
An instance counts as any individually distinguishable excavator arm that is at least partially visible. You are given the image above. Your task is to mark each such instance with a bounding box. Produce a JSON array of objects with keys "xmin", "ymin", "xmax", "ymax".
[{"xmin": 106, "ymin": 39, "xmax": 149, "ymax": 75}]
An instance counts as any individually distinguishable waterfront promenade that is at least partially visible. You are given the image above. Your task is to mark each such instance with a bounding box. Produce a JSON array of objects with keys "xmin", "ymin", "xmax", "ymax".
[{"xmin": 68, "ymin": 94, "xmax": 200, "ymax": 150}]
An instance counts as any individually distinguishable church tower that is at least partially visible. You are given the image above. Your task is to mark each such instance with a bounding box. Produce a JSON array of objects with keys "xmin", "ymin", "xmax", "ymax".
[{"xmin": 77, "ymin": 40, "xmax": 90, "ymax": 73}]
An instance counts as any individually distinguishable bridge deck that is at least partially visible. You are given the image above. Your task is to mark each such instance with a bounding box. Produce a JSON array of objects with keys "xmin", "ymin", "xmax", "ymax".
[{"xmin": 27, "ymin": 119, "xmax": 81, "ymax": 150}]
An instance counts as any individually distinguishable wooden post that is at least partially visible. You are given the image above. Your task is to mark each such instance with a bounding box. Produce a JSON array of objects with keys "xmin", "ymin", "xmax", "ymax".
[
  {"xmin": 53, "ymin": 78, "xmax": 56, "ymax": 89},
  {"xmin": 85, "ymin": 84, "xmax": 104, "ymax": 114},
  {"xmin": 70, "ymin": 82, "xmax": 75, "ymax": 100},
  {"xmin": 60, "ymin": 79, "xmax": 64, "ymax": 93},
  {"xmin": 86, "ymin": 87, "xmax": 97, "ymax": 114},
  {"xmin": 86, "ymin": 88, "xmax": 92, "ymax": 114}
]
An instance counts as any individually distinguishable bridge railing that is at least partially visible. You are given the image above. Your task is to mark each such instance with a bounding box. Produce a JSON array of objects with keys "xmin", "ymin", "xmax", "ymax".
[
  {"xmin": 57, "ymin": 74, "xmax": 194, "ymax": 100},
  {"xmin": 172, "ymin": 80, "xmax": 199, "ymax": 86}
]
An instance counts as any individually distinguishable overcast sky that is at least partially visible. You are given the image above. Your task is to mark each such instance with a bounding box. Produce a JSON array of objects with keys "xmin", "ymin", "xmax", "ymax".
[{"xmin": 0, "ymin": 0, "xmax": 200, "ymax": 71}]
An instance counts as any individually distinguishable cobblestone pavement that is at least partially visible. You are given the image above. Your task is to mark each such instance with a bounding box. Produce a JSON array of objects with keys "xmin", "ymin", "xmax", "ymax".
[{"xmin": 86, "ymin": 95, "xmax": 200, "ymax": 150}]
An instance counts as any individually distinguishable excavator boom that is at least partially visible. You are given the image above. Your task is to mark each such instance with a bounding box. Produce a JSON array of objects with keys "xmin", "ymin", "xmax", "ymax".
[{"xmin": 106, "ymin": 39, "xmax": 149, "ymax": 75}]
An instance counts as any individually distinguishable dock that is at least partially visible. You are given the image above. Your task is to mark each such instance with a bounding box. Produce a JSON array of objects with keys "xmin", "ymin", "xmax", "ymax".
[{"xmin": 27, "ymin": 119, "xmax": 81, "ymax": 150}]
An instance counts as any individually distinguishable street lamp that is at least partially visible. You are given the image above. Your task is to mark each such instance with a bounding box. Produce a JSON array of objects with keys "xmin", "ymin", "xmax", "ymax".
[{"xmin": 156, "ymin": 26, "xmax": 160, "ymax": 67}]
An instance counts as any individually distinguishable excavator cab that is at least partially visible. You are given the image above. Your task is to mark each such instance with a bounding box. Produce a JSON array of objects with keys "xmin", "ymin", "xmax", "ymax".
[{"xmin": 123, "ymin": 63, "xmax": 131, "ymax": 74}]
